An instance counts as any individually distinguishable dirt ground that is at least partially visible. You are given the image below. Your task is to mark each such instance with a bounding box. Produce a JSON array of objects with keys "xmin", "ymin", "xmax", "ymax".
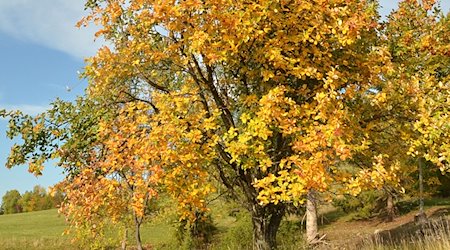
[{"xmin": 317, "ymin": 206, "xmax": 450, "ymax": 249}]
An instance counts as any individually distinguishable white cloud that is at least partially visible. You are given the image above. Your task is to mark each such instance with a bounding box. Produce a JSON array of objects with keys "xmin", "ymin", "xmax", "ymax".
[
  {"xmin": 0, "ymin": 0, "xmax": 104, "ymax": 60},
  {"xmin": 0, "ymin": 0, "xmax": 447, "ymax": 60}
]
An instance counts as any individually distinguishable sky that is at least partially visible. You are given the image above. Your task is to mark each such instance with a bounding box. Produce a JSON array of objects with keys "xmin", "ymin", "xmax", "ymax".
[
  {"xmin": 0, "ymin": 0, "xmax": 102, "ymax": 199},
  {"xmin": 0, "ymin": 0, "xmax": 449, "ymax": 200}
]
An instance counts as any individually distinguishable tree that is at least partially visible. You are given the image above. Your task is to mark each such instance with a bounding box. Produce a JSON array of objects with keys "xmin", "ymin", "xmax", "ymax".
[
  {"xmin": 2, "ymin": 94, "xmax": 168, "ymax": 249},
  {"xmin": 19, "ymin": 185, "xmax": 54, "ymax": 212},
  {"xmin": 49, "ymin": 188, "xmax": 65, "ymax": 208},
  {"xmin": 1, "ymin": 190, "xmax": 22, "ymax": 214},
  {"xmin": 77, "ymin": 1, "xmax": 388, "ymax": 248},
  {"xmin": 2, "ymin": 1, "xmax": 449, "ymax": 249},
  {"xmin": 0, "ymin": 186, "xmax": 60, "ymax": 214},
  {"xmin": 384, "ymin": 0, "xmax": 450, "ymax": 162},
  {"xmin": 386, "ymin": 0, "xmax": 450, "ymax": 219},
  {"xmin": 94, "ymin": 102, "xmax": 162, "ymax": 250},
  {"xmin": 346, "ymin": 0, "xmax": 450, "ymax": 223},
  {"xmin": 2, "ymin": 97, "xmax": 123, "ymax": 248},
  {"xmin": 3, "ymin": 0, "xmax": 386, "ymax": 247}
]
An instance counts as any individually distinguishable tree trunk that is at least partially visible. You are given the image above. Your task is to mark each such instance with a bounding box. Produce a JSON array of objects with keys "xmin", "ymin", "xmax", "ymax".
[
  {"xmin": 415, "ymin": 158, "xmax": 427, "ymax": 224},
  {"xmin": 386, "ymin": 192, "xmax": 394, "ymax": 222},
  {"xmin": 418, "ymin": 157, "xmax": 424, "ymax": 216},
  {"xmin": 251, "ymin": 203, "xmax": 284, "ymax": 250},
  {"xmin": 133, "ymin": 212, "xmax": 143, "ymax": 250},
  {"xmin": 121, "ymin": 228, "xmax": 128, "ymax": 250},
  {"xmin": 306, "ymin": 190, "xmax": 318, "ymax": 245}
]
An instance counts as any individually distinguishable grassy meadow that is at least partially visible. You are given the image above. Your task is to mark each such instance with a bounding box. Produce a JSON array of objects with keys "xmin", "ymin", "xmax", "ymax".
[
  {"xmin": 0, "ymin": 199, "xmax": 449, "ymax": 249},
  {"xmin": 0, "ymin": 209, "xmax": 72, "ymax": 250},
  {"xmin": 0, "ymin": 209, "xmax": 179, "ymax": 250}
]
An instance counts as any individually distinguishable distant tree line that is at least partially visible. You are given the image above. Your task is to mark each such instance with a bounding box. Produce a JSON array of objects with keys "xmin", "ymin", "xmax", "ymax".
[{"xmin": 0, "ymin": 185, "xmax": 64, "ymax": 215}]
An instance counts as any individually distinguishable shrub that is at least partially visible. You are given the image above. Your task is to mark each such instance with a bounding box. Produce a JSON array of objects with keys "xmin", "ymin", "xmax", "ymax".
[
  {"xmin": 216, "ymin": 209, "xmax": 253, "ymax": 250},
  {"xmin": 175, "ymin": 212, "xmax": 217, "ymax": 249},
  {"xmin": 333, "ymin": 190, "xmax": 386, "ymax": 220}
]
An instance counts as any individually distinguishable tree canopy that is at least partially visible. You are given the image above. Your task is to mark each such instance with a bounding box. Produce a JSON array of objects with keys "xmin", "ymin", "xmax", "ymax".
[{"xmin": 1, "ymin": 0, "xmax": 450, "ymax": 249}]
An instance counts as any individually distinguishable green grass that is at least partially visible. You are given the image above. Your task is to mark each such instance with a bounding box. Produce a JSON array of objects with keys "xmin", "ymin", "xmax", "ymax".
[
  {"xmin": 140, "ymin": 218, "xmax": 177, "ymax": 249},
  {"xmin": 0, "ymin": 208, "xmax": 179, "ymax": 250},
  {"xmin": 1, "ymin": 198, "xmax": 449, "ymax": 249},
  {"xmin": 0, "ymin": 209, "xmax": 74, "ymax": 250}
]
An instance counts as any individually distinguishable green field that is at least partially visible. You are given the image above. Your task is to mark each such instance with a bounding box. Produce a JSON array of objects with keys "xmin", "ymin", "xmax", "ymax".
[
  {"xmin": 0, "ymin": 201, "xmax": 271, "ymax": 250},
  {"xmin": 0, "ymin": 209, "xmax": 178, "ymax": 249},
  {"xmin": 0, "ymin": 209, "xmax": 72, "ymax": 250},
  {"xmin": 1, "ymin": 200, "xmax": 450, "ymax": 250}
]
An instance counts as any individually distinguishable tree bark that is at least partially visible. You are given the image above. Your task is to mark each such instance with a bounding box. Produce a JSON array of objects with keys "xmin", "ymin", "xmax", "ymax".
[
  {"xmin": 415, "ymin": 158, "xmax": 427, "ymax": 224},
  {"xmin": 251, "ymin": 203, "xmax": 284, "ymax": 250},
  {"xmin": 134, "ymin": 211, "xmax": 143, "ymax": 250},
  {"xmin": 386, "ymin": 192, "xmax": 394, "ymax": 222},
  {"xmin": 418, "ymin": 157, "xmax": 424, "ymax": 216},
  {"xmin": 306, "ymin": 190, "xmax": 318, "ymax": 245}
]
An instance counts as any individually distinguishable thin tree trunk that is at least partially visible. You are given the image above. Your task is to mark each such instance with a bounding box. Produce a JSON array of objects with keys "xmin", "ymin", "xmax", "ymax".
[
  {"xmin": 419, "ymin": 158, "xmax": 424, "ymax": 215},
  {"xmin": 121, "ymin": 228, "xmax": 128, "ymax": 250},
  {"xmin": 306, "ymin": 190, "xmax": 318, "ymax": 245},
  {"xmin": 251, "ymin": 204, "xmax": 284, "ymax": 250},
  {"xmin": 386, "ymin": 192, "xmax": 394, "ymax": 222},
  {"xmin": 134, "ymin": 211, "xmax": 143, "ymax": 250},
  {"xmin": 415, "ymin": 158, "xmax": 427, "ymax": 224}
]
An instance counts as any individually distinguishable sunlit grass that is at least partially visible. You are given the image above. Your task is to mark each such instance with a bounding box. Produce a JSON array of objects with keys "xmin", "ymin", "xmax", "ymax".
[
  {"xmin": 1, "ymin": 199, "xmax": 449, "ymax": 249},
  {"xmin": 0, "ymin": 209, "xmax": 75, "ymax": 250}
]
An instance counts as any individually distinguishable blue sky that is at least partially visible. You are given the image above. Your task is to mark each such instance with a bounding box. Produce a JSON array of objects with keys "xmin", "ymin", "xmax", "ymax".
[
  {"xmin": 0, "ymin": 0, "xmax": 102, "ymax": 199},
  {"xmin": 0, "ymin": 0, "xmax": 449, "ymax": 200}
]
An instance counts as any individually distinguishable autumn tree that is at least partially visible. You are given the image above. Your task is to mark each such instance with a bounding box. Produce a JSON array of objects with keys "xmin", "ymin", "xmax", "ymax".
[
  {"xmin": 4, "ymin": 1, "xmax": 449, "ymax": 249},
  {"xmin": 384, "ymin": 0, "xmax": 450, "ymax": 218},
  {"xmin": 346, "ymin": 0, "xmax": 450, "ymax": 222},
  {"xmin": 1, "ymin": 98, "xmax": 129, "ymax": 248},
  {"xmin": 77, "ymin": 0, "xmax": 390, "ymax": 248},
  {"xmin": 92, "ymin": 102, "xmax": 162, "ymax": 250},
  {"xmin": 8, "ymin": 0, "xmax": 381, "ymax": 247},
  {"xmin": 19, "ymin": 185, "xmax": 54, "ymax": 212}
]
